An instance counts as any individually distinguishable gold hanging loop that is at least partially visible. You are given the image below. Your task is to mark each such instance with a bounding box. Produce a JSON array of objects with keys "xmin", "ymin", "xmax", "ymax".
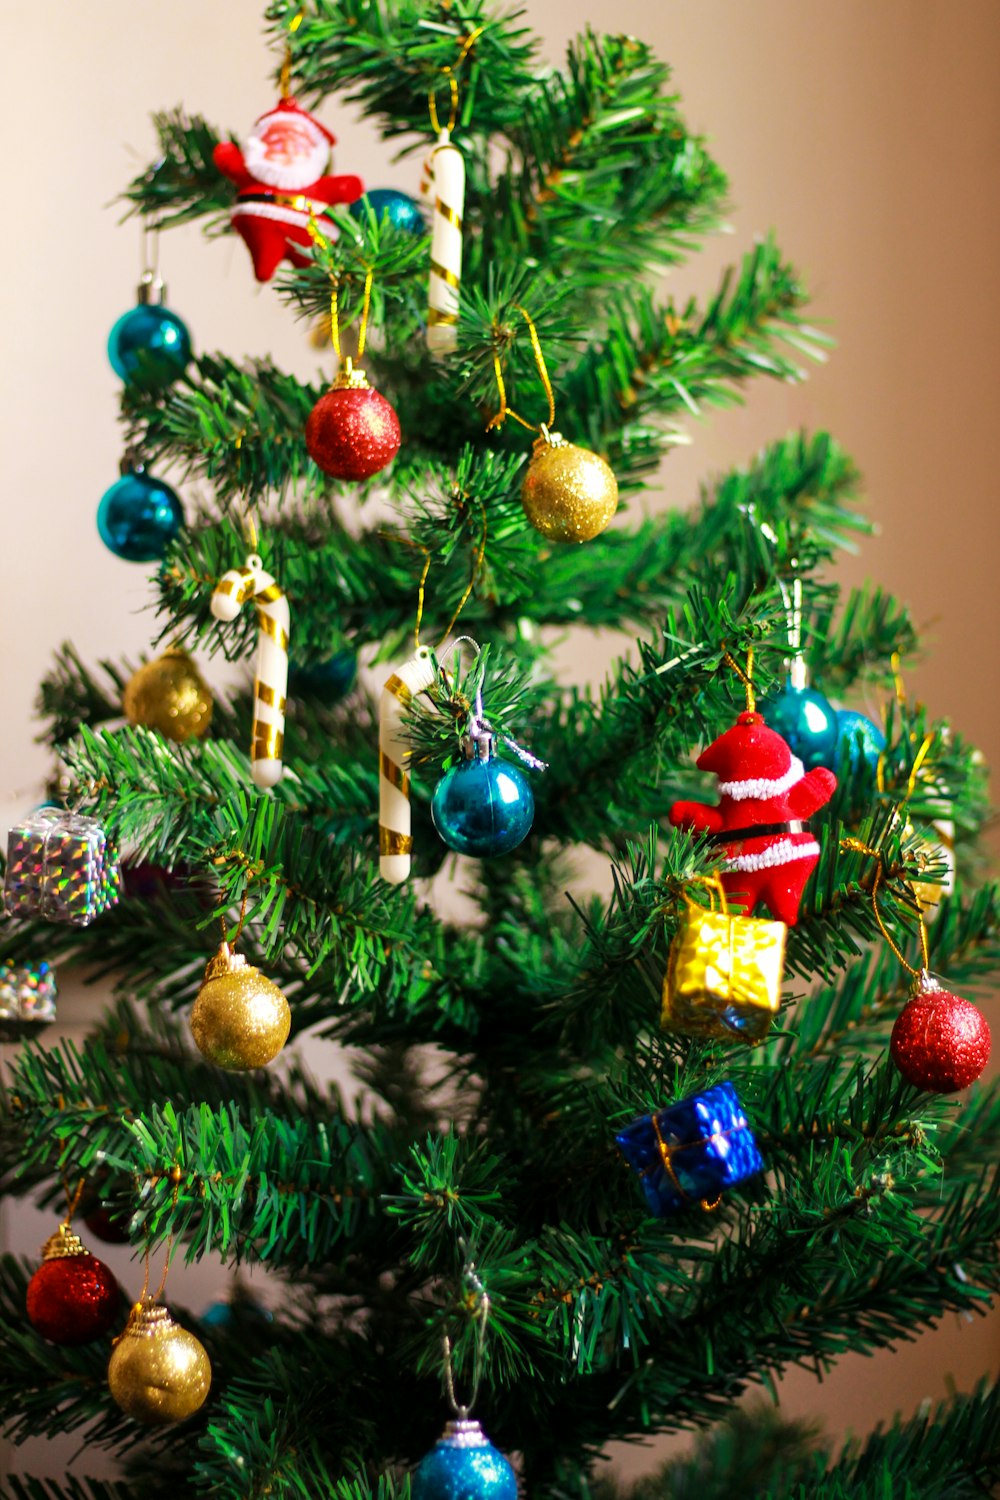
[
  {"xmin": 721, "ymin": 648, "xmax": 756, "ymax": 714},
  {"xmin": 279, "ymin": 10, "xmax": 304, "ymax": 99},
  {"xmin": 486, "ymin": 305, "xmax": 557, "ymax": 434},
  {"xmin": 840, "ymin": 837, "xmax": 931, "ymax": 978}
]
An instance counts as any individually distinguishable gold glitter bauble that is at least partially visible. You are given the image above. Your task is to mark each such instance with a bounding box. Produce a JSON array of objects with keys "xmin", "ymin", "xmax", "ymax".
[
  {"xmin": 190, "ymin": 943, "xmax": 290, "ymax": 1070},
  {"xmin": 107, "ymin": 1300, "xmax": 211, "ymax": 1425},
  {"xmin": 123, "ymin": 650, "xmax": 213, "ymax": 743},
  {"xmin": 521, "ymin": 431, "xmax": 618, "ymax": 543}
]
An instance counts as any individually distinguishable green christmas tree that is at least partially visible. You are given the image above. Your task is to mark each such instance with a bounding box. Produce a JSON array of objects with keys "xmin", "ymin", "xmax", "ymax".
[{"xmin": 2, "ymin": 3, "xmax": 999, "ymax": 1496}]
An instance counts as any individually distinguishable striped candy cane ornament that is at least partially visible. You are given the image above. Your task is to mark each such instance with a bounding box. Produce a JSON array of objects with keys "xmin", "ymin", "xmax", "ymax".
[
  {"xmin": 211, "ymin": 554, "xmax": 290, "ymax": 789},
  {"xmin": 379, "ymin": 648, "xmax": 437, "ymax": 882},
  {"xmin": 426, "ymin": 130, "xmax": 465, "ymax": 354}
]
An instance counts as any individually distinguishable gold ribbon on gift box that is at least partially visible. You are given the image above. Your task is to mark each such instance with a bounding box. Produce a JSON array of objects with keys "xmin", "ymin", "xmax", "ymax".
[{"xmin": 662, "ymin": 875, "xmax": 786, "ymax": 1044}]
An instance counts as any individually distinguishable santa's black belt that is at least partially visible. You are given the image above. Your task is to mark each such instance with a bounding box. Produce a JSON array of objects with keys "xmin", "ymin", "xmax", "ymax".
[{"xmin": 709, "ymin": 821, "xmax": 805, "ymax": 844}]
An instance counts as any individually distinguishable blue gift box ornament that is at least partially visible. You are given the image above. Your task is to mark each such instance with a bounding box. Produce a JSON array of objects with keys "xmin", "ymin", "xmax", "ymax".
[{"xmin": 616, "ymin": 1082, "xmax": 763, "ymax": 1215}]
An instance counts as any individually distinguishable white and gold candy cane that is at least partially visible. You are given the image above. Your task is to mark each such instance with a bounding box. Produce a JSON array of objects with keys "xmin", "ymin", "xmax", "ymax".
[
  {"xmin": 379, "ymin": 647, "xmax": 437, "ymax": 882},
  {"xmin": 211, "ymin": 554, "xmax": 289, "ymax": 789},
  {"xmin": 425, "ymin": 107, "xmax": 465, "ymax": 355},
  {"xmin": 424, "ymin": 28, "xmax": 484, "ymax": 353},
  {"xmin": 426, "ymin": 131, "xmax": 464, "ymax": 354}
]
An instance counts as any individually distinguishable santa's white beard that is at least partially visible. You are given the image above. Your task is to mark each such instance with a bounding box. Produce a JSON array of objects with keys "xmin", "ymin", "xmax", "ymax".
[{"xmin": 244, "ymin": 126, "xmax": 330, "ymax": 190}]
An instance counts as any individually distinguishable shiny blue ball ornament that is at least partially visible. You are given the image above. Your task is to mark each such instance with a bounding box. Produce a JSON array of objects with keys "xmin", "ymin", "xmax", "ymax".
[
  {"xmin": 350, "ymin": 188, "xmax": 425, "ymax": 236},
  {"xmin": 97, "ymin": 467, "xmax": 184, "ymax": 563},
  {"xmin": 201, "ymin": 1296, "xmax": 273, "ymax": 1330},
  {"xmin": 289, "ymin": 649, "xmax": 358, "ymax": 704},
  {"xmin": 432, "ymin": 746, "xmax": 534, "ymax": 858},
  {"xmin": 412, "ymin": 1420, "xmax": 517, "ymax": 1500},
  {"xmin": 108, "ymin": 276, "xmax": 192, "ymax": 387},
  {"xmin": 835, "ymin": 708, "xmax": 886, "ymax": 773},
  {"xmin": 758, "ymin": 680, "xmax": 838, "ymax": 771}
]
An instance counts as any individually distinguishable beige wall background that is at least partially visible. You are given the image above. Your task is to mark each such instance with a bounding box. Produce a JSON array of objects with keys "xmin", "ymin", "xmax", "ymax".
[{"xmin": 2, "ymin": 0, "xmax": 998, "ymax": 1485}]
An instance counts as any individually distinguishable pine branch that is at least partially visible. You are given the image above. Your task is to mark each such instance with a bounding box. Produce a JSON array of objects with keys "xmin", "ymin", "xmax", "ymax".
[
  {"xmin": 485, "ymin": 29, "xmax": 728, "ymax": 289},
  {"xmin": 1, "ymin": 1001, "xmax": 332, "ymax": 1185},
  {"xmin": 139, "ymin": 432, "xmax": 878, "ymax": 656},
  {"xmin": 1, "ymin": 1480, "xmax": 144, "ymax": 1500},
  {"xmin": 192, "ymin": 1344, "xmax": 411, "ymax": 1499},
  {"xmin": 121, "ymin": 110, "xmax": 235, "ymax": 230},
  {"xmin": 822, "ymin": 1377, "xmax": 1000, "ymax": 1498},
  {"xmin": 37, "ymin": 644, "xmax": 130, "ymax": 748},
  {"xmin": 589, "ymin": 1405, "xmax": 821, "ymax": 1500},
  {"xmin": 781, "ymin": 885, "xmax": 1000, "ymax": 1063},
  {"xmin": 592, "ymin": 1383, "xmax": 1000, "ymax": 1500},
  {"xmin": 8, "ymin": 1070, "xmax": 395, "ymax": 1269},
  {"xmin": 267, "ymin": 0, "xmax": 539, "ymax": 139},
  {"xmin": 123, "ymin": 355, "xmax": 324, "ymax": 506},
  {"xmin": 554, "ymin": 239, "xmax": 829, "ymax": 473},
  {"xmin": 0, "ymin": 1257, "xmax": 149, "ymax": 1453},
  {"xmin": 512, "ymin": 1159, "xmax": 1000, "ymax": 1483}
]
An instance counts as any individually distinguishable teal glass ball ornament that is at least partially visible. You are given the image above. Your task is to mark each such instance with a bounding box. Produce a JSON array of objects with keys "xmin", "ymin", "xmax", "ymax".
[
  {"xmin": 758, "ymin": 682, "xmax": 838, "ymax": 771},
  {"xmin": 201, "ymin": 1296, "xmax": 273, "ymax": 1330},
  {"xmin": 835, "ymin": 708, "xmax": 886, "ymax": 773},
  {"xmin": 289, "ymin": 649, "xmax": 358, "ymax": 704},
  {"xmin": 108, "ymin": 303, "xmax": 192, "ymax": 387},
  {"xmin": 350, "ymin": 188, "xmax": 425, "ymax": 236},
  {"xmin": 412, "ymin": 1420, "xmax": 517, "ymax": 1500},
  {"xmin": 432, "ymin": 749, "xmax": 534, "ymax": 858},
  {"xmin": 97, "ymin": 468, "xmax": 183, "ymax": 562}
]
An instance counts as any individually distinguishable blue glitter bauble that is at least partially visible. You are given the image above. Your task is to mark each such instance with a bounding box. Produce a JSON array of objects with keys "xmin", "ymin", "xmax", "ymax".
[
  {"xmin": 431, "ymin": 756, "xmax": 534, "ymax": 857},
  {"xmin": 834, "ymin": 708, "xmax": 886, "ymax": 773},
  {"xmin": 97, "ymin": 471, "xmax": 184, "ymax": 562},
  {"xmin": 757, "ymin": 682, "xmax": 838, "ymax": 770},
  {"xmin": 350, "ymin": 188, "xmax": 425, "ymax": 235},
  {"xmin": 289, "ymin": 649, "xmax": 358, "ymax": 704},
  {"xmin": 412, "ymin": 1421, "xmax": 517, "ymax": 1500},
  {"xmin": 107, "ymin": 303, "xmax": 192, "ymax": 387}
]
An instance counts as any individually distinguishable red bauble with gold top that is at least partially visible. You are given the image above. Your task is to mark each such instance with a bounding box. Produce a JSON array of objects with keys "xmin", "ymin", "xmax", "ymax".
[
  {"xmin": 305, "ymin": 359, "xmax": 401, "ymax": 481},
  {"xmin": 26, "ymin": 1223, "xmax": 120, "ymax": 1345},
  {"xmin": 890, "ymin": 980, "xmax": 991, "ymax": 1093}
]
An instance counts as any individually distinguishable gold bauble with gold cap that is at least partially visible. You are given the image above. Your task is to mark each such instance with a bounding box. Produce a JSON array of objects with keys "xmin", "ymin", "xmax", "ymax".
[
  {"xmin": 520, "ymin": 428, "xmax": 618, "ymax": 543},
  {"xmin": 123, "ymin": 649, "xmax": 213, "ymax": 743},
  {"xmin": 108, "ymin": 1299, "xmax": 211, "ymax": 1425},
  {"xmin": 190, "ymin": 942, "xmax": 290, "ymax": 1070}
]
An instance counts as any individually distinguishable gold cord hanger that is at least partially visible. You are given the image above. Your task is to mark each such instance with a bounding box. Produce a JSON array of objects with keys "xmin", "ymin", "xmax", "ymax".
[{"xmin": 487, "ymin": 305, "xmax": 556, "ymax": 435}]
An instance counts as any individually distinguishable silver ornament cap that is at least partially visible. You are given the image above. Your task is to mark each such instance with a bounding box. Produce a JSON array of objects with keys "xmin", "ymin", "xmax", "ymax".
[{"xmin": 440, "ymin": 1418, "xmax": 490, "ymax": 1448}]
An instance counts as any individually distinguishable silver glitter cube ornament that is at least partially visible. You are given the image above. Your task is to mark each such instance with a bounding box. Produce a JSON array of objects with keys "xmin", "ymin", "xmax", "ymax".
[
  {"xmin": 0, "ymin": 961, "xmax": 58, "ymax": 1039},
  {"xmin": 4, "ymin": 810, "xmax": 120, "ymax": 926}
]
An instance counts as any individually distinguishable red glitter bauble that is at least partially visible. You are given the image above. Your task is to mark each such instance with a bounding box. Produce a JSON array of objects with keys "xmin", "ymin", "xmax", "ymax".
[
  {"xmin": 26, "ymin": 1251, "xmax": 119, "ymax": 1345},
  {"xmin": 305, "ymin": 371, "xmax": 401, "ymax": 481},
  {"xmin": 84, "ymin": 1206, "xmax": 132, "ymax": 1245},
  {"xmin": 890, "ymin": 986, "xmax": 991, "ymax": 1093}
]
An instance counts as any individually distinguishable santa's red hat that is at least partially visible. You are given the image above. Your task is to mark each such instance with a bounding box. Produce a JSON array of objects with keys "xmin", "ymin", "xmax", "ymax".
[
  {"xmin": 254, "ymin": 96, "xmax": 337, "ymax": 147},
  {"xmin": 697, "ymin": 711, "xmax": 804, "ymax": 801}
]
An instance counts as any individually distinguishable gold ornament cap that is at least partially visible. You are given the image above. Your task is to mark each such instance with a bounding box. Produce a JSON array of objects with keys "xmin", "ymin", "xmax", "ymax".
[
  {"xmin": 123, "ymin": 649, "xmax": 214, "ymax": 743},
  {"xmin": 190, "ymin": 943, "xmax": 291, "ymax": 1071},
  {"xmin": 40, "ymin": 1222, "xmax": 87, "ymax": 1260},
  {"xmin": 332, "ymin": 356, "xmax": 371, "ymax": 392},
  {"xmin": 108, "ymin": 1299, "xmax": 211, "ymax": 1425},
  {"xmin": 521, "ymin": 427, "xmax": 618, "ymax": 543},
  {"xmin": 201, "ymin": 941, "xmax": 245, "ymax": 985}
]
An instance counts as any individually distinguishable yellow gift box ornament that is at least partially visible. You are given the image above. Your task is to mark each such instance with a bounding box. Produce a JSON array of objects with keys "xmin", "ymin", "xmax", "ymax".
[{"xmin": 663, "ymin": 877, "xmax": 787, "ymax": 1043}]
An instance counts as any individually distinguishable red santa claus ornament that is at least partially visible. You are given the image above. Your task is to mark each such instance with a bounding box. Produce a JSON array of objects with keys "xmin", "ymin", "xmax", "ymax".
[
  {"xmin": 214, "ymin": 98, "xmax": 363, "ymax": 283},
  {"xmin": 670, "ymin": 709, "xmax": 837, "ymax": 926}
]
